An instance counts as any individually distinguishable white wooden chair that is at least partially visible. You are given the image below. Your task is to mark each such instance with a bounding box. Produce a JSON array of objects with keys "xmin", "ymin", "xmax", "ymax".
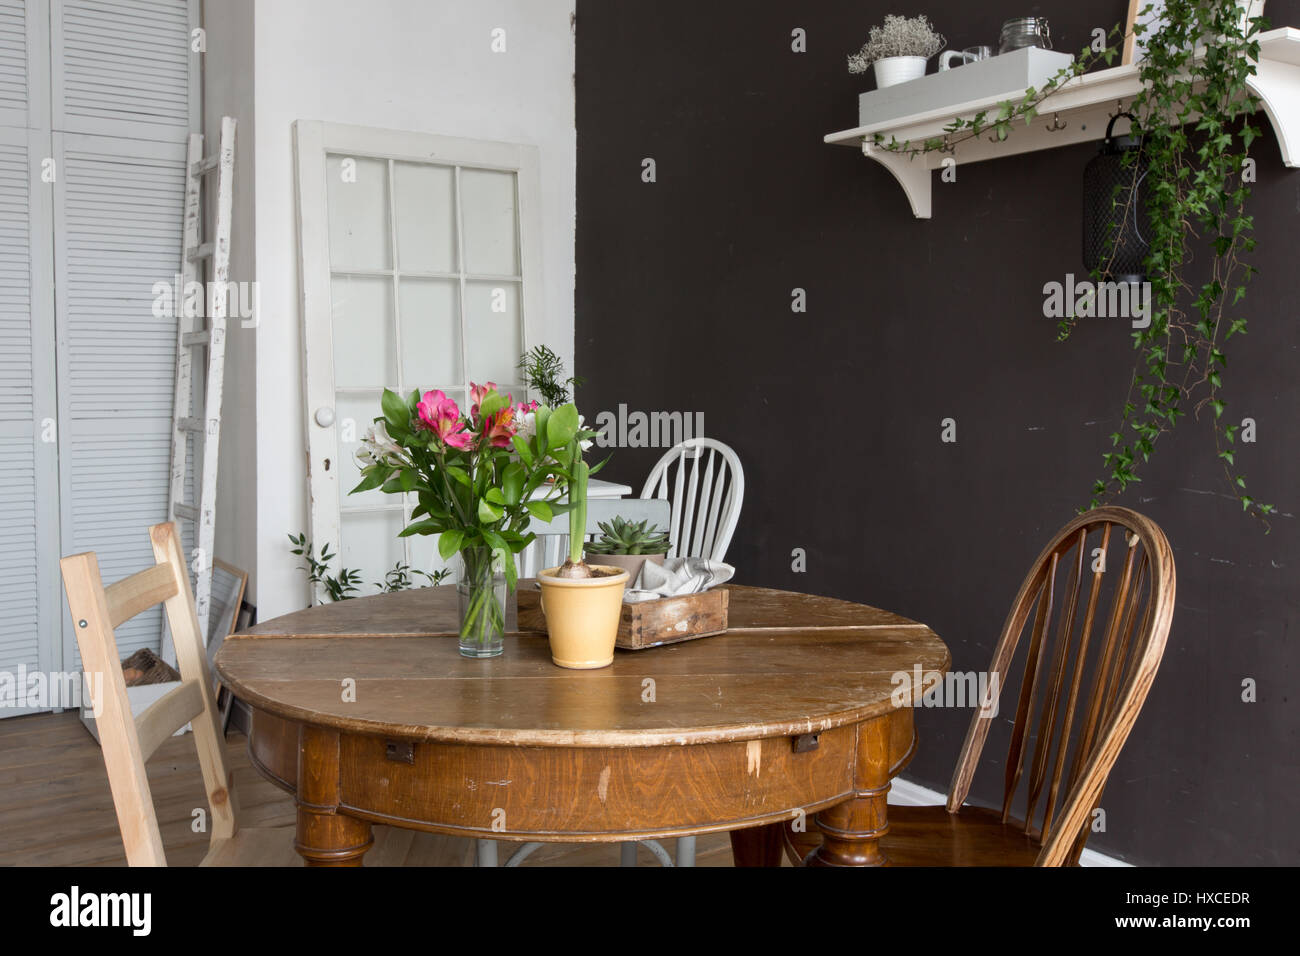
[
  {"xmin": 59, "ymin": 522, "xmax": 422, "ymax": 866},
  {"xmin": 641, "ymin": 438, "xmax": 744, "ymax": 563}
]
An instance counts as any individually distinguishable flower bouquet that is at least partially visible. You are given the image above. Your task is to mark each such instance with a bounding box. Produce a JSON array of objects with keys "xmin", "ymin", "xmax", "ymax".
[{"xmin": 351, "ymin": 382, "xmax": 592, "ymax": 658}]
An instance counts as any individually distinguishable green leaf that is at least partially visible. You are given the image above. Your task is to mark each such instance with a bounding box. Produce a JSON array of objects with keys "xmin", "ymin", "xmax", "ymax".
[
  {"xmin": 481, "ymin": 529, "xmax": 517, "ymax": 591},
  {"xmin": 546, "ymin": 404, "xmax": 579, "ymax": 450},
  {"xmin": 382, "ymin": 389, "xmax": 410, "ymax": 431},
  {"xmin": 524, "ymin": 499, "xmax": 554, "ymax": 523},
  {"xmin": 398, "ymin": 519, "xmax": 443, "ymax": 538},
  {"xmin": 511, "ymin": 435, "xmax": 534, "ymax": 466},
  {"xmin": 534, "ymin": 405, "xmax": 552, "ymax": 445},
  {"xmin": 437, "ymin": 528, "xmax": 465, "ymax": 560},
  {"xmin": 477, "ymin": 498, "xmax": 504, "ymax": 523},
  {"xmin": 501, "ymin": 462, "xmax": 525, "ymax": 506},
  {"xmin": 349, "ymin": 470, "xmax": 387, "ymax": 495},
  {"xmin": 445, "ymin": 466, "xmax": 472, "ymax": 488},
  {"xmin": 477, "ymin": 390, "xmax": 509, "ymax": 421}
]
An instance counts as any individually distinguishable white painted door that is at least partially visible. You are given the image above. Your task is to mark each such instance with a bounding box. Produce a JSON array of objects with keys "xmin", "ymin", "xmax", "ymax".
[{"xmin": 295, "ymin": 123, "xmax": 544, "ymax": 595}]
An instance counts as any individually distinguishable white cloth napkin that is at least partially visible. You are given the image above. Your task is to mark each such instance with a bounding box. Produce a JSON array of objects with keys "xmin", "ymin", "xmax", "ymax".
[{"xmin": 623, "ymin": 556, "xmax": 735, "ymax": 603}]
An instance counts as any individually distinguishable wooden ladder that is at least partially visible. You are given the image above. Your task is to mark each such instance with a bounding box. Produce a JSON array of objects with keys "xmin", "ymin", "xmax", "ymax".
[{"xmin": 164, "ymin": 116, "xmax": 237, "ymax": 662}]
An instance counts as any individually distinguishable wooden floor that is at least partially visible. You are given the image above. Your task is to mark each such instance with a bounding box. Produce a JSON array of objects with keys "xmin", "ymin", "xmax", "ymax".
[{"xmin": 0, "ymin": 712, "xmax": 740, "ymax": 867}]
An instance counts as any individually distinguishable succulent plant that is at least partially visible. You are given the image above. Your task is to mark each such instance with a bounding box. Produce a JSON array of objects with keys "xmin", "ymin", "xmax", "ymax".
[{"xmin": 585, "ymin": 517, "xmax": 670, "ymax": 556}]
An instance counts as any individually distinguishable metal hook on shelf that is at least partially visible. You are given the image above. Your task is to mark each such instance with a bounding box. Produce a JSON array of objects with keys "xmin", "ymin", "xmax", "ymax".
[{"xmin": 1047, "ymin": 112, "xmax": 1068, "ymax": 132}]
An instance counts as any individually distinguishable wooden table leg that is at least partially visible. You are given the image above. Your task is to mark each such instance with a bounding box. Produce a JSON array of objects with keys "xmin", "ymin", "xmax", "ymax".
[
  {"xmin": 807, "ymin": 716, "xmax": 893, "ymax": 867},
  {"xmin": 295, "ymin": 725, "xmax": 373, "ymax": 866},
  {"xmin": 730, "ymin": 822, "xmax": 785, "ymax": 866},
  {"xmin": 807, "ymin": 784, "xmax": 890, "ymax": 866}
]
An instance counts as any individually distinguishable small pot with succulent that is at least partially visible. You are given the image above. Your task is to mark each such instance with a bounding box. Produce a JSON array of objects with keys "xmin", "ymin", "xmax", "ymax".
[
  {"xmin": 583, "ymin": 517, "xmax": 670, "ymax": 585},
  {"xmin": 848, "ymin": 14, "xmax": 945, "ymax": 89}
]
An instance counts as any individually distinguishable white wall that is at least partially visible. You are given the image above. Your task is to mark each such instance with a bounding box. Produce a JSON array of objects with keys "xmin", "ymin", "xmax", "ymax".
[
  {"xmin": 251, "ymin": 0, "xmax": 577, "ymax": 619},
  {"xmin": 202, "ymin": 0, "xmax": 258, "ymax": 600}
]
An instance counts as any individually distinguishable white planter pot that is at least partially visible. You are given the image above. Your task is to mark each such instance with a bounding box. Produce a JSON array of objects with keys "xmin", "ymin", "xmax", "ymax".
[{"xmin": 873, "ymin": 56, "xmax": 928, "ymax": 89}]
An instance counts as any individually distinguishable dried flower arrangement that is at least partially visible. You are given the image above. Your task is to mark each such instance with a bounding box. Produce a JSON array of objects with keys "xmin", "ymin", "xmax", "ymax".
[{"xmin": 847, "ymin": 14, "xmax": 945, "ymax": 73}]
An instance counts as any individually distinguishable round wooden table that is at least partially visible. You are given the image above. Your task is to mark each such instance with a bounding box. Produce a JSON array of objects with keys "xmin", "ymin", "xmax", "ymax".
[{"xmin": 214, "ymin": 583, "xmax": 949, "ymax": 866}]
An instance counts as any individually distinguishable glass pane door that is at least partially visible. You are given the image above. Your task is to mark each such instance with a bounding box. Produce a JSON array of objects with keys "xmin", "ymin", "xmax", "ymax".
[{"xmin": 324, "ymin": 152, "xmax": 528, "ymax": 592}]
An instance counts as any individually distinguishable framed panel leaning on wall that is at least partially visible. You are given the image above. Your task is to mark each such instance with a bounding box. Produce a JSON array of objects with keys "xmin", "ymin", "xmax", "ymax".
[{"xmin": 294, "ymin": 122, "xmax": 545, "ymax": 600}]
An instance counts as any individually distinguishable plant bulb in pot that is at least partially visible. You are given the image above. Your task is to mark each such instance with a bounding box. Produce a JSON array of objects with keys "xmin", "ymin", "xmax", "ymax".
[{"xmin": 554, "ymin": 449, "xmax": 591, "ymax": 578}]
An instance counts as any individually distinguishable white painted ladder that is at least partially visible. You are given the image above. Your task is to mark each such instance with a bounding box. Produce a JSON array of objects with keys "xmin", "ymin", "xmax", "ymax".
[{"xmin": 164, "ymin": 117, "xmax": 237, "ymax": 661}]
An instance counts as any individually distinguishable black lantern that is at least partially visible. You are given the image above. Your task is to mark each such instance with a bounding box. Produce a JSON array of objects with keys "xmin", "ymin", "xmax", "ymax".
[{"xmin": 1083, "ymin": 113, "xmax": 1150, "ymax": 283}]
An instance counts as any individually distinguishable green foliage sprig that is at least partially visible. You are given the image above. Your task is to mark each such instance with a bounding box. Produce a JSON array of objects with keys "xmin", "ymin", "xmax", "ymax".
[
  {"xmin": 1092, "ymin": 1, "xmax": 1272, "ymax": 525},
  {"xmin": 288, "ymin": 533, "xmax": 453, "ymax": 604},
  {"xmin": 518, "ymin": 345, "xmax": 583, "ymax": 408},
  {"xmin": 288, "ymin": 533, "xmax": 361, "ymax": 604},
  {"xmin": 376, "ymin": 562, "xmax": 452, "ymax": 592}
]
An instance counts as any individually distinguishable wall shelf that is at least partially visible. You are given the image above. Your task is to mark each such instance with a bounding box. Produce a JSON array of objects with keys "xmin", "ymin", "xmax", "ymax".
[{"xmin": 825, "ymin": 27, "xmax": 1300, "ymax": 218}]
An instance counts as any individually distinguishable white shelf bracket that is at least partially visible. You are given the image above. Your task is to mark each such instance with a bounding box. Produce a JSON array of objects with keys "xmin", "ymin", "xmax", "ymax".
[
  {"xmin": 1246, "ymin": 57, "xmax": 1300, "ymax": 167},
  {"xmin": 862, "ymin": 141, "xmax": 932, "ymax": 218}
]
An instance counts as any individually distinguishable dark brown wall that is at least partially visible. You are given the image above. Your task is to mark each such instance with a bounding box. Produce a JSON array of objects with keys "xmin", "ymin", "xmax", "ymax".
[{"xmin": 575, "ymin": 0, "xmax": 1299, "ymax": 865}]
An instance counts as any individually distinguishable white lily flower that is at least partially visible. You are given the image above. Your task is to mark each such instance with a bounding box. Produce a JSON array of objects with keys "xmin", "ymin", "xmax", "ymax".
[
  {"xmin": 577, "ymin": 413, "xmax": 593, "ymax": 452},
  {"xmin": 357, "ymin": 420, "xmax": 403, "ymax": 468}
]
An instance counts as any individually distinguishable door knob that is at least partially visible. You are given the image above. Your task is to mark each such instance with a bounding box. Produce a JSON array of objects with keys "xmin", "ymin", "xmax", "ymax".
[{"xmin": 314, "ymin": 406, "xmax": 335, "ymax": 427}]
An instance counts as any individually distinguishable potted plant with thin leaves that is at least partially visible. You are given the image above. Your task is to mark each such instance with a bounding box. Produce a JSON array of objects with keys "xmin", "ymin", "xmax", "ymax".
[
  {"xmin": 518, "ymin": 344, "xmax": 583, "ymax": 407},
  {"xmin": 848, "ymin": 14, "xmax": 945, "ymax": 89},
  {"xmin": 536, "ymin": 417, "xmax": 630, "ymax": 669},
  {"xmin": 583, "ymin": 516, "xmax": 669, "ymax": 584}
]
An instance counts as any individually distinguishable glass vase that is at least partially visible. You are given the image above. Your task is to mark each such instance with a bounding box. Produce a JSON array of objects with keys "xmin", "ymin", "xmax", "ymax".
[{"xmin": 457, "ymin": 546, "xmax": 509, "ymax": 658}]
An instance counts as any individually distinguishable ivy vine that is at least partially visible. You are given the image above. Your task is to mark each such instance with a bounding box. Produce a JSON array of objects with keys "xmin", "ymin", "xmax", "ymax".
[{"xmin": 871, "ymin": 2, "xmax": 1272, "ymax": 526}]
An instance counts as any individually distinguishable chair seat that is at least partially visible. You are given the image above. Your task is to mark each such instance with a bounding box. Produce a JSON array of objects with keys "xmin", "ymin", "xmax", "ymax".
[{"xmin": 784, "ymin": 804, "xmax": 1045, "ymax": 867}]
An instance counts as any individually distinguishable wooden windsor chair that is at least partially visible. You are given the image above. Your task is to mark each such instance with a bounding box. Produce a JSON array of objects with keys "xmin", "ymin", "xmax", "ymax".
[{"xmin": 783, "ymin": 506, "xmax": 1176, "ymax": 866}]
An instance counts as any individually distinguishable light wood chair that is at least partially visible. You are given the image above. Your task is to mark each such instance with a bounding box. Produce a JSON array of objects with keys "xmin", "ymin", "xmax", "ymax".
[
  {"xmin": 783, "ymin": 506, "xmax": 1176, "ymax": 866},
  {"xmin": 59, "ymin": 522, "xmax": 424, "ymax": 866}
]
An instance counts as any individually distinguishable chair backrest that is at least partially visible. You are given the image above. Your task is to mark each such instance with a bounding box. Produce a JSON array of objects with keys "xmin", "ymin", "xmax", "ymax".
[
  {"xmin": 640, "ymin": 438, "xmax": 744, "ymax": 562},
  {"xmin": 945, "ymin": 506, "xmax": 1175, "ymax": 866},
  {"xmin": 59, "ymin": 522, "xmax": 238, "ymax": 866}
]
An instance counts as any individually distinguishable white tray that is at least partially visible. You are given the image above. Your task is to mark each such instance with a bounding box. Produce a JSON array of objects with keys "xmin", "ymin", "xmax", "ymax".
[{"xmin": 859, "ymin": 47, "xmax": 1076, "ymax": 130}]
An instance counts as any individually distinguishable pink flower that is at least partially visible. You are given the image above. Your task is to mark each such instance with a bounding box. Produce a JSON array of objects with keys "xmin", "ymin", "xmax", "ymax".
[
  {"xmin": 483, "ymin": 403, "xmax": 517, "ymax": 449},
  {"xmin": 468, "ymin": 381, "xmax": 500, "ymax": 420},
  {"xmin": 416, "ymin": 390, "xmax": 472, "ymax": 450}
]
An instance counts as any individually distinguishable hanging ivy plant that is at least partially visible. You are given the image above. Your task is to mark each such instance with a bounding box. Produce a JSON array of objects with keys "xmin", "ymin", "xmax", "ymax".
[{"xmin": 871, "ymin": 1, "xmax": 1273, "ymax": 526}]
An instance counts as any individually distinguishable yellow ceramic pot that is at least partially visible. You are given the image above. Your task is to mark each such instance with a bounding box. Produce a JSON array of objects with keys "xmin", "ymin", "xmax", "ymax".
[{"xmin": 537, "ymin": 565, "xmax": 630, "ymax": 669}]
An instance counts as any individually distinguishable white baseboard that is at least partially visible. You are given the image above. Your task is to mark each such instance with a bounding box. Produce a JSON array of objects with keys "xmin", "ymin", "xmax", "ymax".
[{"xmin": 887, "ymin": 777, "xmax": 1132, "ymax": 867}]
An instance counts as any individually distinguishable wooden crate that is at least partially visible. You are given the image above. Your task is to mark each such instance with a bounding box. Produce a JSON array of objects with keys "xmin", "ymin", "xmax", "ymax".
[{"xmin": 516, "ymin": 586, "xmax": 730, "ymax": 650}]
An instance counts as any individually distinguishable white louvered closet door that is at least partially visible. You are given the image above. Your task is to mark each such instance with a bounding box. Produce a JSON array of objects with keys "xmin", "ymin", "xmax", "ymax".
[
  {"xmin": 0, "ymin": 0, "xmax": 60, "ymax": 714},
  {"xmin": 53, "ymin": 133, "xmax": 192, "ymax": 669},
  {"xmin": 48, "ymin": 0, "xmax": 198, "ymax": 672},
  {"xmin": 51, "ymin": 0, "xmax": 197, "ymax": 140},
  {"xmin": 0, "ymin": 130, "xmax": 59, "ymax": 713},
  {"xmin": 0, "ymin": 0, "xmax": 197, "ymax": 707}
]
